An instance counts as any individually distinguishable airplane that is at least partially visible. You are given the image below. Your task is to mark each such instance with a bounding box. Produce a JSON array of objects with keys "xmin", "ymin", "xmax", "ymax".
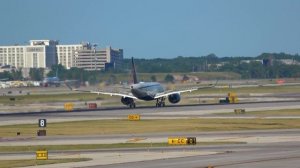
[
  {"xmin": 67, "ymin": 57, "xmax": 216, "ymax": 108},
  {"xmin": 41, "ymin": 69, "xmax": 60, "ymax": 87}
]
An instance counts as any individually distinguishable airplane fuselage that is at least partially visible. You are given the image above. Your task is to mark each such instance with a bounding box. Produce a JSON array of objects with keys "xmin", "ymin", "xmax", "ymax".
[
  {"xmin": 131, "ymin": 82, "xmax": 164, "ymax": 101},
  {"xmin": 42, "ymin": 77, "xmax": 60, "ymax": 87}
]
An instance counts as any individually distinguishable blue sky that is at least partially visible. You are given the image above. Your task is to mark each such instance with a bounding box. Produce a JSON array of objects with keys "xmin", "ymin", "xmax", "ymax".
[{"xmin": 0, "ymin": 0, "xmax": 299, "ymax": 58}]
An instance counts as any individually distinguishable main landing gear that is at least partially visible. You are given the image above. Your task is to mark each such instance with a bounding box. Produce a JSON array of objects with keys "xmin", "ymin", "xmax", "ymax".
[
  {"xmin": 129, "ymin": 102, "xmax": 136, "ymax": 108},
  {"xmin": 156, "ymin": 97, "xmax": 166, "ymax": 107}
]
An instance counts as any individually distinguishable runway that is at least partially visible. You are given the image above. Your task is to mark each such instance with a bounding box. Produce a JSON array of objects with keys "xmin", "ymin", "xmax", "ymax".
[
  {"xmin": 2, "ymin": 137, "xmax": 300, "ymax": 168},
  {"xmin": 0, "ymin": 101, "xmax": 300, "ymax": 126},
  {"xmin": 88, "ymin": 142, "xmax": 300, "ymax": 168},
  {"xmin": 1, "ymin": 101, "xmax": 300, "ymax": 167}
]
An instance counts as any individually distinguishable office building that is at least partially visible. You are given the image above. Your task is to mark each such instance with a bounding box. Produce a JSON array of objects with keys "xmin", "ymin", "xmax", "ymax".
[
  {"xmin": 74, "ymin": 46, "xmax": 123, "ymax": 71},
  {"xmin": 0, "ymin": 40, "xmax": 58, "ymax": 68},
  {"xmin": 0, "ymin": 40, "xmax": 123, "ymax": 71},
  {"xmin": 56, "ymin": 43, "xmax": 87, "ymax": 69}
]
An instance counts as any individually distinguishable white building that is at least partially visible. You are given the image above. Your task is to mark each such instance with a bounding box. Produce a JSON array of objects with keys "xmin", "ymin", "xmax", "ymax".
[
  {"xmin": 0, "ymin": 40, "xmax": 123, "ymax": 70},
  {"xmin": 0, "ymin": 40, "xmax": 58, "ymax": 68},
  {"xmin": 56, "ymin": 43, "xmax": 86, "ymax": 69}
]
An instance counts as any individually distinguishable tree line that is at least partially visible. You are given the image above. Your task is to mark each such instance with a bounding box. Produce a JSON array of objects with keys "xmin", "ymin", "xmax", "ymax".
[
  {"xmin": 122, "ymin": 52, "xmax": 300, "ymax": 79},
  {"xmin": 1, "ymin": 52, "xmax": 299, "ymax": 83}
]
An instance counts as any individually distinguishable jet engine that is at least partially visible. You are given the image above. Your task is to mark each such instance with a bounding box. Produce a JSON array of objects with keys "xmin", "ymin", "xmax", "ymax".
[
  {"xmin": 168, "ymin": 93, "xmax": 181, "ymax": 104},
  {"xmin": 121, "ymin": 97, "xmax": 134, "ymax": 105}
]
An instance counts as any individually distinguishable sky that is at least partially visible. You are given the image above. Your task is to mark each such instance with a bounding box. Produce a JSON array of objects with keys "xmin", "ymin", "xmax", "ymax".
[{"xmin": 0, "ymin": 0, "xmax": 299, "ymax": 58}]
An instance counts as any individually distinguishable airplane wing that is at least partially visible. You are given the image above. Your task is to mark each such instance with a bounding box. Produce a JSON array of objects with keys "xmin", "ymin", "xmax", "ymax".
[
  {"xmin": 154, "ymin": 84, "xmax": 216, "ymax": 99},
  {"xmin": 88, "ymin": 90, "xmax": 137, "ymax": 99},
  {"xmin": 65, "ymin": 83, "xmax": 137, "ymax": 99}
]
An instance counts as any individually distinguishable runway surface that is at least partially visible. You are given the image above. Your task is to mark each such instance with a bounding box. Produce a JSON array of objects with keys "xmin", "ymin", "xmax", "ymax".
[
  {"xmin": 1, "ymin": 101, "xmax": 300, "ymax": 167},
  {"xmin": 0, "ymin": 101, "xmax": 300, "ymax": 126},
  {"xmin": 0, "ymin": 129, "xmax": 300, "ymax": 168},
  {"xmin": 88, "ymin": 142, "xmax": 300, "ymax": 168}
]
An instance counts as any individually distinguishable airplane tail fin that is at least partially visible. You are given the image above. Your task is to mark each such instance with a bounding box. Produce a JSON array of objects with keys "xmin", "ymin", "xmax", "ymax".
[{"xmin": 131, "ymin": 57, "xmax": 138, "ymax": 84}]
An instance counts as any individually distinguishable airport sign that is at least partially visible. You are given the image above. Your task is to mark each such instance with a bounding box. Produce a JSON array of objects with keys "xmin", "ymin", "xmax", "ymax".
[
  {"xmin": 128, "ymin": 114, "xmax": 140, "ymax": 121},
  {"xmin": 168, "ymin": 137, "xmax": 196, "ymax": 145},
  {"xmin": 36, "ymin": 150, "xmax": 48, "ymax": 160},
  {"xmin": 38, "ymin": 119, "xmax": 47, "ymax": 127},
  {"xmin": 64, "ymin": 103, "xmax": 74, "ymax": 111}
]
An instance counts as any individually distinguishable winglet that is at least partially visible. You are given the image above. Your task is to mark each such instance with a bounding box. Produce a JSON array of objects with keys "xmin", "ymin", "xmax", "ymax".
[{"xmin": 131, "ymin": 57, "xmax": 138, "ymax": 84}]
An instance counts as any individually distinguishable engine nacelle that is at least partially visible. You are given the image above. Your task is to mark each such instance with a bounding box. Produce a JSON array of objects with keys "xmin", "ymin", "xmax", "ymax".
[
  {"xmin": 168, "ymin": 93, "xmax": 181, "ymax": 104},
  {"xmin": 121, "ymin": 97, "xmax": 134, "ymax": 105}
]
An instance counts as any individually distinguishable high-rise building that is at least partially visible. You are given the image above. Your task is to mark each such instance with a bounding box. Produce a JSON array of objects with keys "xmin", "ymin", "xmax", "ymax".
[{"xmin": 74, "ymin": 46, "xmax": 123, "ymax": 71}]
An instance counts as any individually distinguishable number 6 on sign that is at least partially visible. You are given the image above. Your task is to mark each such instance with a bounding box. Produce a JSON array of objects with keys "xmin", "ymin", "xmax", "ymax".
[{"xmin": 39, "ymin": 119, "xmax": 47, "ymax": 127}]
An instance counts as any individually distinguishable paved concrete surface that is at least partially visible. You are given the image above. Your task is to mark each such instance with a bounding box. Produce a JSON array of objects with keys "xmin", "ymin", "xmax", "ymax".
[
  {"xmin": 2, "ymin": 141, "xmax": 299, "ymax": 168},
  {"xmin": 1, "ymin": 129, "xmax": 299, "ymax": 146},
  {"xmin": 1, "ymin": 100, "xmax": 300, "ymax": 167},
  {"xmin": 86, "ymin": 142, "xmax": 300, "ymax": 168},
  {"xmin": 0, "ymin": 101, "xmax": 300, "ymax": 126},
  {"xmin": 1, "ymin": 130, "xmax": 299, "ymax": 168}
]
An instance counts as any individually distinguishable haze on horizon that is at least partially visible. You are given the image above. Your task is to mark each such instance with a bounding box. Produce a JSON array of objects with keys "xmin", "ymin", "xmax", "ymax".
[{"xmin": 0, "ymin": 0, "xmax": 299, "ymax": 59}]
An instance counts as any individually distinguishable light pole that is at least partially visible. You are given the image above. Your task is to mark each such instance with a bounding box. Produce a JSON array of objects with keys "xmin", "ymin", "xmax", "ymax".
[{"xmin": 93, "ymin": 44, "xmax": 97, "ymax": 71}]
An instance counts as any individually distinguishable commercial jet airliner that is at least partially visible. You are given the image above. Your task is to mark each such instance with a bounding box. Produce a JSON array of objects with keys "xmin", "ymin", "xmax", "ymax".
[
  {"xmin": 41, "ymin": 69, "xmax": 60, "ymax": 87},
  {"xmin": 67, "ymin": 58, "xmax": 215, "ymax": 108}
]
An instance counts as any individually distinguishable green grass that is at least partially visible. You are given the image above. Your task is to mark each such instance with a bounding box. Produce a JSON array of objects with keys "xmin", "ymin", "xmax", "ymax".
[
  {"xmin": 0, "ymin": 93, "xmax": 106, "ymax": 105},
  {"xmin": 190, "ymin": 85, "xmax": 300, "ymax": 95},
  {"xmin": 1, "ymin": 118, "xmax": 300, "ymax": 137},
  {"xmin": 2, "ymin": 84, "xmax": 300, "ymax": 105},
  {"xmin": 97, "ymin": 72, "xmax": 241, "ymax": 82},
  {"xmin": 0, "ymin": 142, "xmax": 246, "ymax": 153},
  {"xmin": 217, "ymin": 109, "xmax": 300, "ymax": 117},
  {"xmin": 0, "ymin": 158, "xmax": 91, "ymax": 168}
]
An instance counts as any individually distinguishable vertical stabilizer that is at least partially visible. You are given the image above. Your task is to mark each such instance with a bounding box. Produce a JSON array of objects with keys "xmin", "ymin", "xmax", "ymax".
[{"xmin": 131, "ymin": 57, "xmax": 138, "ymax": 84}]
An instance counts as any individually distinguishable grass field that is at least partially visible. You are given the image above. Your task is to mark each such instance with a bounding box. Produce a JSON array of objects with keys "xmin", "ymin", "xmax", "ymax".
[
  {"xmin": 0, "ymin": 141, "xmax": 246, "ymax": 153},
  {"xmin": 0, "ymin": 93, "xmax": 106, "ymax": 105},
  {"xmin": 216, "ymin": 109, "xmax": 300, "ymax": 117},
  {"xmin": 0, "ymin": 158, "xmax": 91, "ymax": 168},
  {"xmin": 190, "ymin": 85, "xmax": 300, "ymax": 95},
  {"xmin": 1, "ymin": 84, "xmax": 300, "ymax": 105},
  {"xmin": 1, "ymin": 118, "xmax": 300, "ymax": 137},
  {"xmin": 95, "ymin": 72, "xmax": 242, "ymax": 82}
]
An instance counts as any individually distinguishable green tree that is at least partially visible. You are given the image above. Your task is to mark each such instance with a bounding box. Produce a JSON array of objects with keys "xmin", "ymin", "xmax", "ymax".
[
  {"xmin": 29, "ymin": 68, "xmax": 44, "ymax": 81},
  {"xmin": 0, "ymin": 71, "xmax": 12, "ymax": 80},
  {"xmin": 47, "ymin": 64, "xmax": 67, "ymax": 79},
  {"xmin": 150, "ymin": 75, "xmax": 157, "ymax": 82}
]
